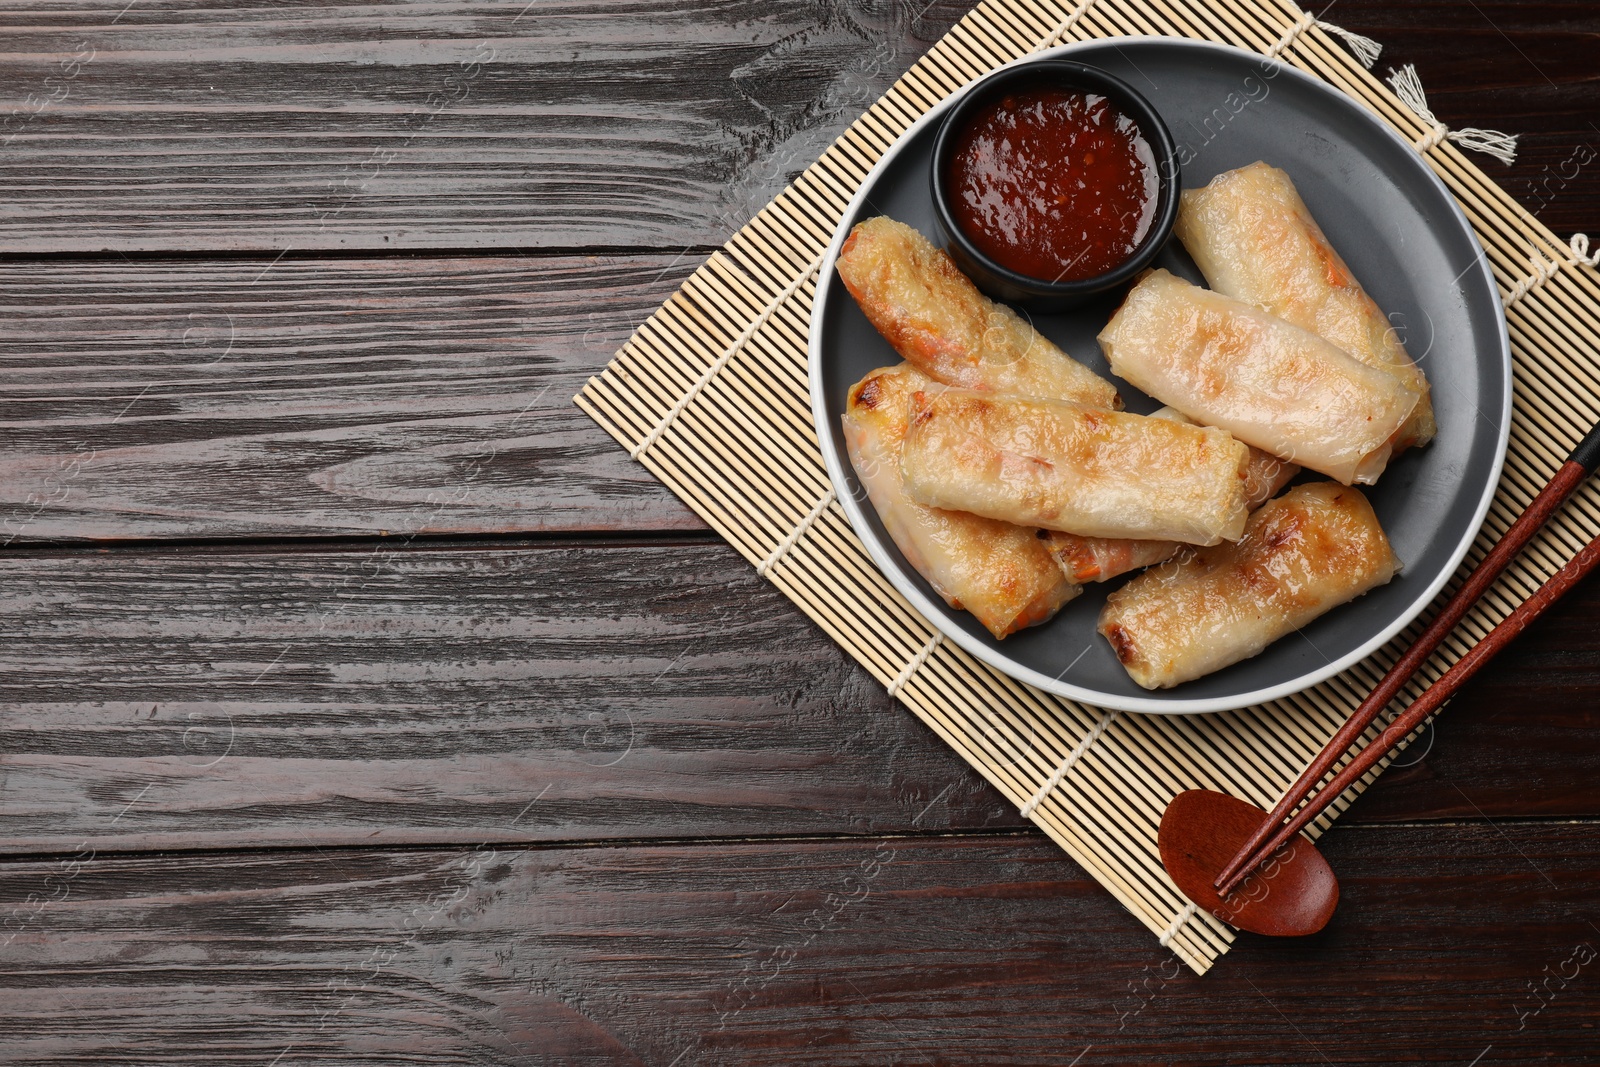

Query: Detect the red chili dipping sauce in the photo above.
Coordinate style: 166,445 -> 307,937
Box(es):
947,87 -> 1158,282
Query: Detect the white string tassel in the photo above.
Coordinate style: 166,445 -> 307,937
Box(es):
1386,64 -> 1518,165
1159,901 -> 1198,948
1019,710 -> 1119,818
1320,19 -> 1382,68
1571,234 -> 1600,268
1266,11 -> 1382,69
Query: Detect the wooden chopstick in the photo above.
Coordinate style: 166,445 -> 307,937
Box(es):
1214,420 -> 1600,899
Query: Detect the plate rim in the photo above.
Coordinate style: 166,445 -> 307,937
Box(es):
806,36 -> 1513,715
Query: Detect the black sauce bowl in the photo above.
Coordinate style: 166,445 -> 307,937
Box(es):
930,59 -> 1181,313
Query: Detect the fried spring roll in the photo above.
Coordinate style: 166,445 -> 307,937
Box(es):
1051,537 -> 1182,586
900,388 -> 1252,545
1098,482 -> 1400,689
1099,270 -> 1423,486
836,216 -> 1123,409
1175,163 -> 1436,449
1044,408 -> 1299,582
843,364 -> 1078,639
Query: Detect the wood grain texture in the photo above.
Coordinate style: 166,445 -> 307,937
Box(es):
0,2 -> 1596,1054
1327,0 -> 1599,239
0,540 -> 1596,856
1216,461 -> 1598,897
0,1 -> 1590,252
1,826 -> 1597,1065
0,540 -> 1024,852
0,255 -> 705,540
1,3 -> 1592,545
0,0 -> 968,252
1344,584 -> 1600,822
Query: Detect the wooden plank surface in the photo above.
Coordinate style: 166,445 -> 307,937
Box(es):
2,826 -> 1596,1064
0,0 -> 968,252
0,540 -> 1019,852
1350,583 -> 1600,822
0,0 -> 1589,253
0,1 -> 1597,1061
2,541 -> 1596,855
0,255 -> 704,542
0,3 -> 1593,545
1332,0 -> 1600,250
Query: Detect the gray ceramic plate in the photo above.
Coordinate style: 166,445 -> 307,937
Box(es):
808,38 -> 1511,714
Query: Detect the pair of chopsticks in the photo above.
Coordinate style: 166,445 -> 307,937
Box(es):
1215,420 -> 1600,899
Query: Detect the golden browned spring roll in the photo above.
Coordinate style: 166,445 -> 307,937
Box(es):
1045,408 -> 1299,582
843,364 -> 1078,639
1176,162 -> 1436,449
900,388 -> 1251,545
1099,269 -> 1423,486
1098,482 -> 1400,689
836,216 -> 1123,409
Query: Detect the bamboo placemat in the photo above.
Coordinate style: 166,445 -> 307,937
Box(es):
577,0 -> 1600,974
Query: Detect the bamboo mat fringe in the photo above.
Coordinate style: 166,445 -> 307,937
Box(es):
1387,63 -> 1519,165
577,0 -> 1599,975
1266,11 -> 1380,69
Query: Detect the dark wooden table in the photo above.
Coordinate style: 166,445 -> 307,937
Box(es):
2,2 -> 1597,1063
